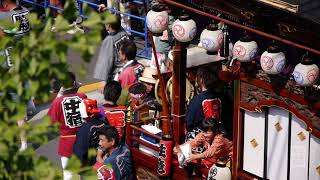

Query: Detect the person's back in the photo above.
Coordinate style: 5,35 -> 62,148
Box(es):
47,72 -> 87,180
186,65 -> 224,133
118,61 -> 144,88
0,1 -> 30,37
185,65 -> 224,153
1,1 -> 30,69
48,90 -> 87,138
100,81 -> 127,140
73,98 -> 108,166
100,105 -> 127,140
186,90 -> 222,132
94,15 -> 129,84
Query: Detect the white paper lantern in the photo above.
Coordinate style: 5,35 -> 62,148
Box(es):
207,161 -> 231,180
200,24 -> 223,54
146,5 -> 168,35
232,36 -> 258,62
260,46 -> 286,74
172,15 -> 197,42
292,55 -> 319,86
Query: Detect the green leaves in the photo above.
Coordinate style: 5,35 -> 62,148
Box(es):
0,0 -> 109,178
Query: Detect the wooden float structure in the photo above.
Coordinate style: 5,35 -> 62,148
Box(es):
126,0 -> 320,179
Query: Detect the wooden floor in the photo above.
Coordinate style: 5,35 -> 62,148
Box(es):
136,167 -> 160,180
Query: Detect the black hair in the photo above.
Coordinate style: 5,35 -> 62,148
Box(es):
63,71 -> 76,88
103,80 -> 122,103
108,15 -> 121,32
201,118 -> 220,132
197,65 -> 223,92
98,126 -> 119,147
128,82 -> 147,95
120,39 -> 137,60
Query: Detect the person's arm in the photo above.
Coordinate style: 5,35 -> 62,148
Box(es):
96,146 -> 105,163
47,99 -> 59,123
188,134 -> 225,162
188,132 -> 205,149
98,4 -> 107,12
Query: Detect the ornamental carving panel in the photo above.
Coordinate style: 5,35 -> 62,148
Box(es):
240,81 -> 320,133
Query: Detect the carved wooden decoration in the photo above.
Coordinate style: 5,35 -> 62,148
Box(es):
186,0 -> 320,50
240,79 -> 320,138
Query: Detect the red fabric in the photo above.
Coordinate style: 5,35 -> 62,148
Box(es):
48,93 -> 87,157
118,63 -> 144,88
48,93 -> 87,135
93,161 -> 104,171
58,136 -> 76,157
83,98 -> 100,116
101,106 -> 127,139
189,133 -> 232,165
97,165 -> 116,180
202,98 -> 221,121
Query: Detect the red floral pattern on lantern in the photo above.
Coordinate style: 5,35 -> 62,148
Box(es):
154,15 -> 167,29
261,56 -> 274,70
173,24 -> 185,38
307,68 -> 318,83
233,45 -> 246,58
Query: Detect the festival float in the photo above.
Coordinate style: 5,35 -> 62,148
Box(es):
126,0 -> 320,179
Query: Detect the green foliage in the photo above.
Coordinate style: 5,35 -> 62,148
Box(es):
0,1 -> 110,178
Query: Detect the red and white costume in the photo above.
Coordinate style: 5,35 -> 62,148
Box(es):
48,93 -> 87,157
117,60 -> 144,88
100,104 -> 127,139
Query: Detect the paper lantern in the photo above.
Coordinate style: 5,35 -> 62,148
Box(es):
207,161 -> 231,180
200,24 -> 223,54
146,5 -> 169,35
172,15 -> 197,42
292,55 -> 319,86
260,46 -> 286,74
233,36 -> 258,62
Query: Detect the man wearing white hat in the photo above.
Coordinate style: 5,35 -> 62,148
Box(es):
139,67 -> 157,93
138,67 -> 162,113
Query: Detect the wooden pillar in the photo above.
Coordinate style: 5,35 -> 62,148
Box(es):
126,122 -> 133,147
232,80 -> 241,179
172,41 -> 187,144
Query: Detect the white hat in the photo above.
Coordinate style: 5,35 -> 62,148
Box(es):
139,67 -> 158,84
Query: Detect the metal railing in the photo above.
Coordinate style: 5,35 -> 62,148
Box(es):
21,0 -> 151,59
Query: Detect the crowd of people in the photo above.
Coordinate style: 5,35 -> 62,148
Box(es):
1,0 -> 234,179
46,64 -> 233,179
